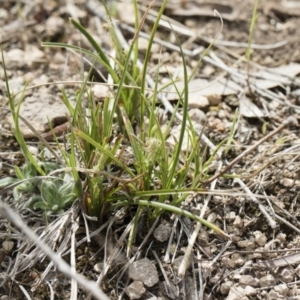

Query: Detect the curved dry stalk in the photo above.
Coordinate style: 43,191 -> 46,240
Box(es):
178,162 -> 223,278
234,178 -> 277,229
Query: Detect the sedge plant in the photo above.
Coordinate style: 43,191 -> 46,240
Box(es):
2,0 -> 232,247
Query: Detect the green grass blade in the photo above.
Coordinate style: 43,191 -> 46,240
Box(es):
139,0 -> 168,142
1,49 -> 45,175
120,199 -> 230,240
70,18 -> 110,66
73,128 -> 135,178
166,30 -> 189,188
41,42 -> 119,83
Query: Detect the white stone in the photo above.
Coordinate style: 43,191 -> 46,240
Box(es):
7,93 -> 70,139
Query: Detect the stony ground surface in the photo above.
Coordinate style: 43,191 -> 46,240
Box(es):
2,0 -> 300,299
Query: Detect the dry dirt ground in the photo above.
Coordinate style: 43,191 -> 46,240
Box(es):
2,0 -> 300,299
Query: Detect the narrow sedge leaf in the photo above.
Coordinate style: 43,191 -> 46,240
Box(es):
118,104 -> 143,165
140,0 -> 169,142
167,29 -> 189,188
70,19 -> 110,67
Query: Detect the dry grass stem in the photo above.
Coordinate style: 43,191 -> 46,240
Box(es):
0,201 -> 110,300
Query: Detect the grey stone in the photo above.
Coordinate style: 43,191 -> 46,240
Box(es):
153,223 -> 172,242
125,281 -> 146,299
128,258 -> 159,287
92,84 -> 109,101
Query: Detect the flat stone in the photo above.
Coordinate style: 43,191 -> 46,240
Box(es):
8,92 -> 70,139
128,258 -> 159,287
